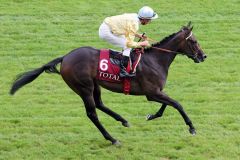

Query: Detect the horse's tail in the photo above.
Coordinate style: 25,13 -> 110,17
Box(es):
10,56 -> 64,95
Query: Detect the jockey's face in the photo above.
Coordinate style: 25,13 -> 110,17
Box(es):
140,19 -> 151,25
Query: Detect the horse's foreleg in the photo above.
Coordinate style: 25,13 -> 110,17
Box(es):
93,83 -> 129,127
147,92 -> 196,135
146,103 -> 167,120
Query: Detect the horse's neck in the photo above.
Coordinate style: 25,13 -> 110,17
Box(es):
145,44 -> 177,69
156,50 -> 176,68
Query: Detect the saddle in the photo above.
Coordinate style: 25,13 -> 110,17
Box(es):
96,49 -> 143,94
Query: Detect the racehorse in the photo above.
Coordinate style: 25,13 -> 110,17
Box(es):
10,22 -> 207,145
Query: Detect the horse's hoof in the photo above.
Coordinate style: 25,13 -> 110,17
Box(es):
189,128 -> 196,135
112,140 -> 121,146
122,122 -> 130,127
146,114 -> 154,120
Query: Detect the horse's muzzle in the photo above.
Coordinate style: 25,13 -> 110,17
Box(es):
195,52 -> 207,63
200,53 -> 207,62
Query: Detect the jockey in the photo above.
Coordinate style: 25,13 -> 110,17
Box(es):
99,6 -> 158,78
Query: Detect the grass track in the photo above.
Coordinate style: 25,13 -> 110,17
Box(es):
0,0 -> 239,159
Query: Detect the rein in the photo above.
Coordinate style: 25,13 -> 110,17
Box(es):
145,31 -> 194,55
150,46 -> 179,54
144,37 -> 180,54
144,36 -> 180,54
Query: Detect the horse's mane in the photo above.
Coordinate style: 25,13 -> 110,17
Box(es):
143,32 -> 177,52
146,26 -> 190,50
152,32 -> 178,46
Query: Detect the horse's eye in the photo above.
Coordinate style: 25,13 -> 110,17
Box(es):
191,40 -> 197,44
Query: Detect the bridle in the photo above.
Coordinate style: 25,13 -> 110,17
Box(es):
185,31 -> 192,40
185,31 -> 199,59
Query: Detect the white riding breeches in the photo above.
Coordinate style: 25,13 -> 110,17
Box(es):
99,22 -> 131,57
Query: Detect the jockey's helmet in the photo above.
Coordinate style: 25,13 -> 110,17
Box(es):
138,6 -> 158,20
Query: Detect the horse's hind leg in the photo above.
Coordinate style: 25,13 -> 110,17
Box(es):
81,94 -> 119,144
93,82 -> 130,127
62,75 -> 119,144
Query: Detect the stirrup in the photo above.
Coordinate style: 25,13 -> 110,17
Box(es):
119,69 -> 136,78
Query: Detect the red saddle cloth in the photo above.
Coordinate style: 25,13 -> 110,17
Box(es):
96,49 -> 131,94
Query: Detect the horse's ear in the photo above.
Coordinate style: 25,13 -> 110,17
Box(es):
181,21 -> 193,32
190,26 -> 193,31
187,21 -> 192,28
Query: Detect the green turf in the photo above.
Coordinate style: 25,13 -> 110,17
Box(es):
0,0 -> 239,159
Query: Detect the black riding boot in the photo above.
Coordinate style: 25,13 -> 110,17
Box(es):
119,56 -> 136,78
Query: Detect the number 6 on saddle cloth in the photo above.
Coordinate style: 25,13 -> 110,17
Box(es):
96,48 -> 143,94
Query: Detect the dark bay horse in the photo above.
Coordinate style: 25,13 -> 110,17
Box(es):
10,23 -> 207,145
